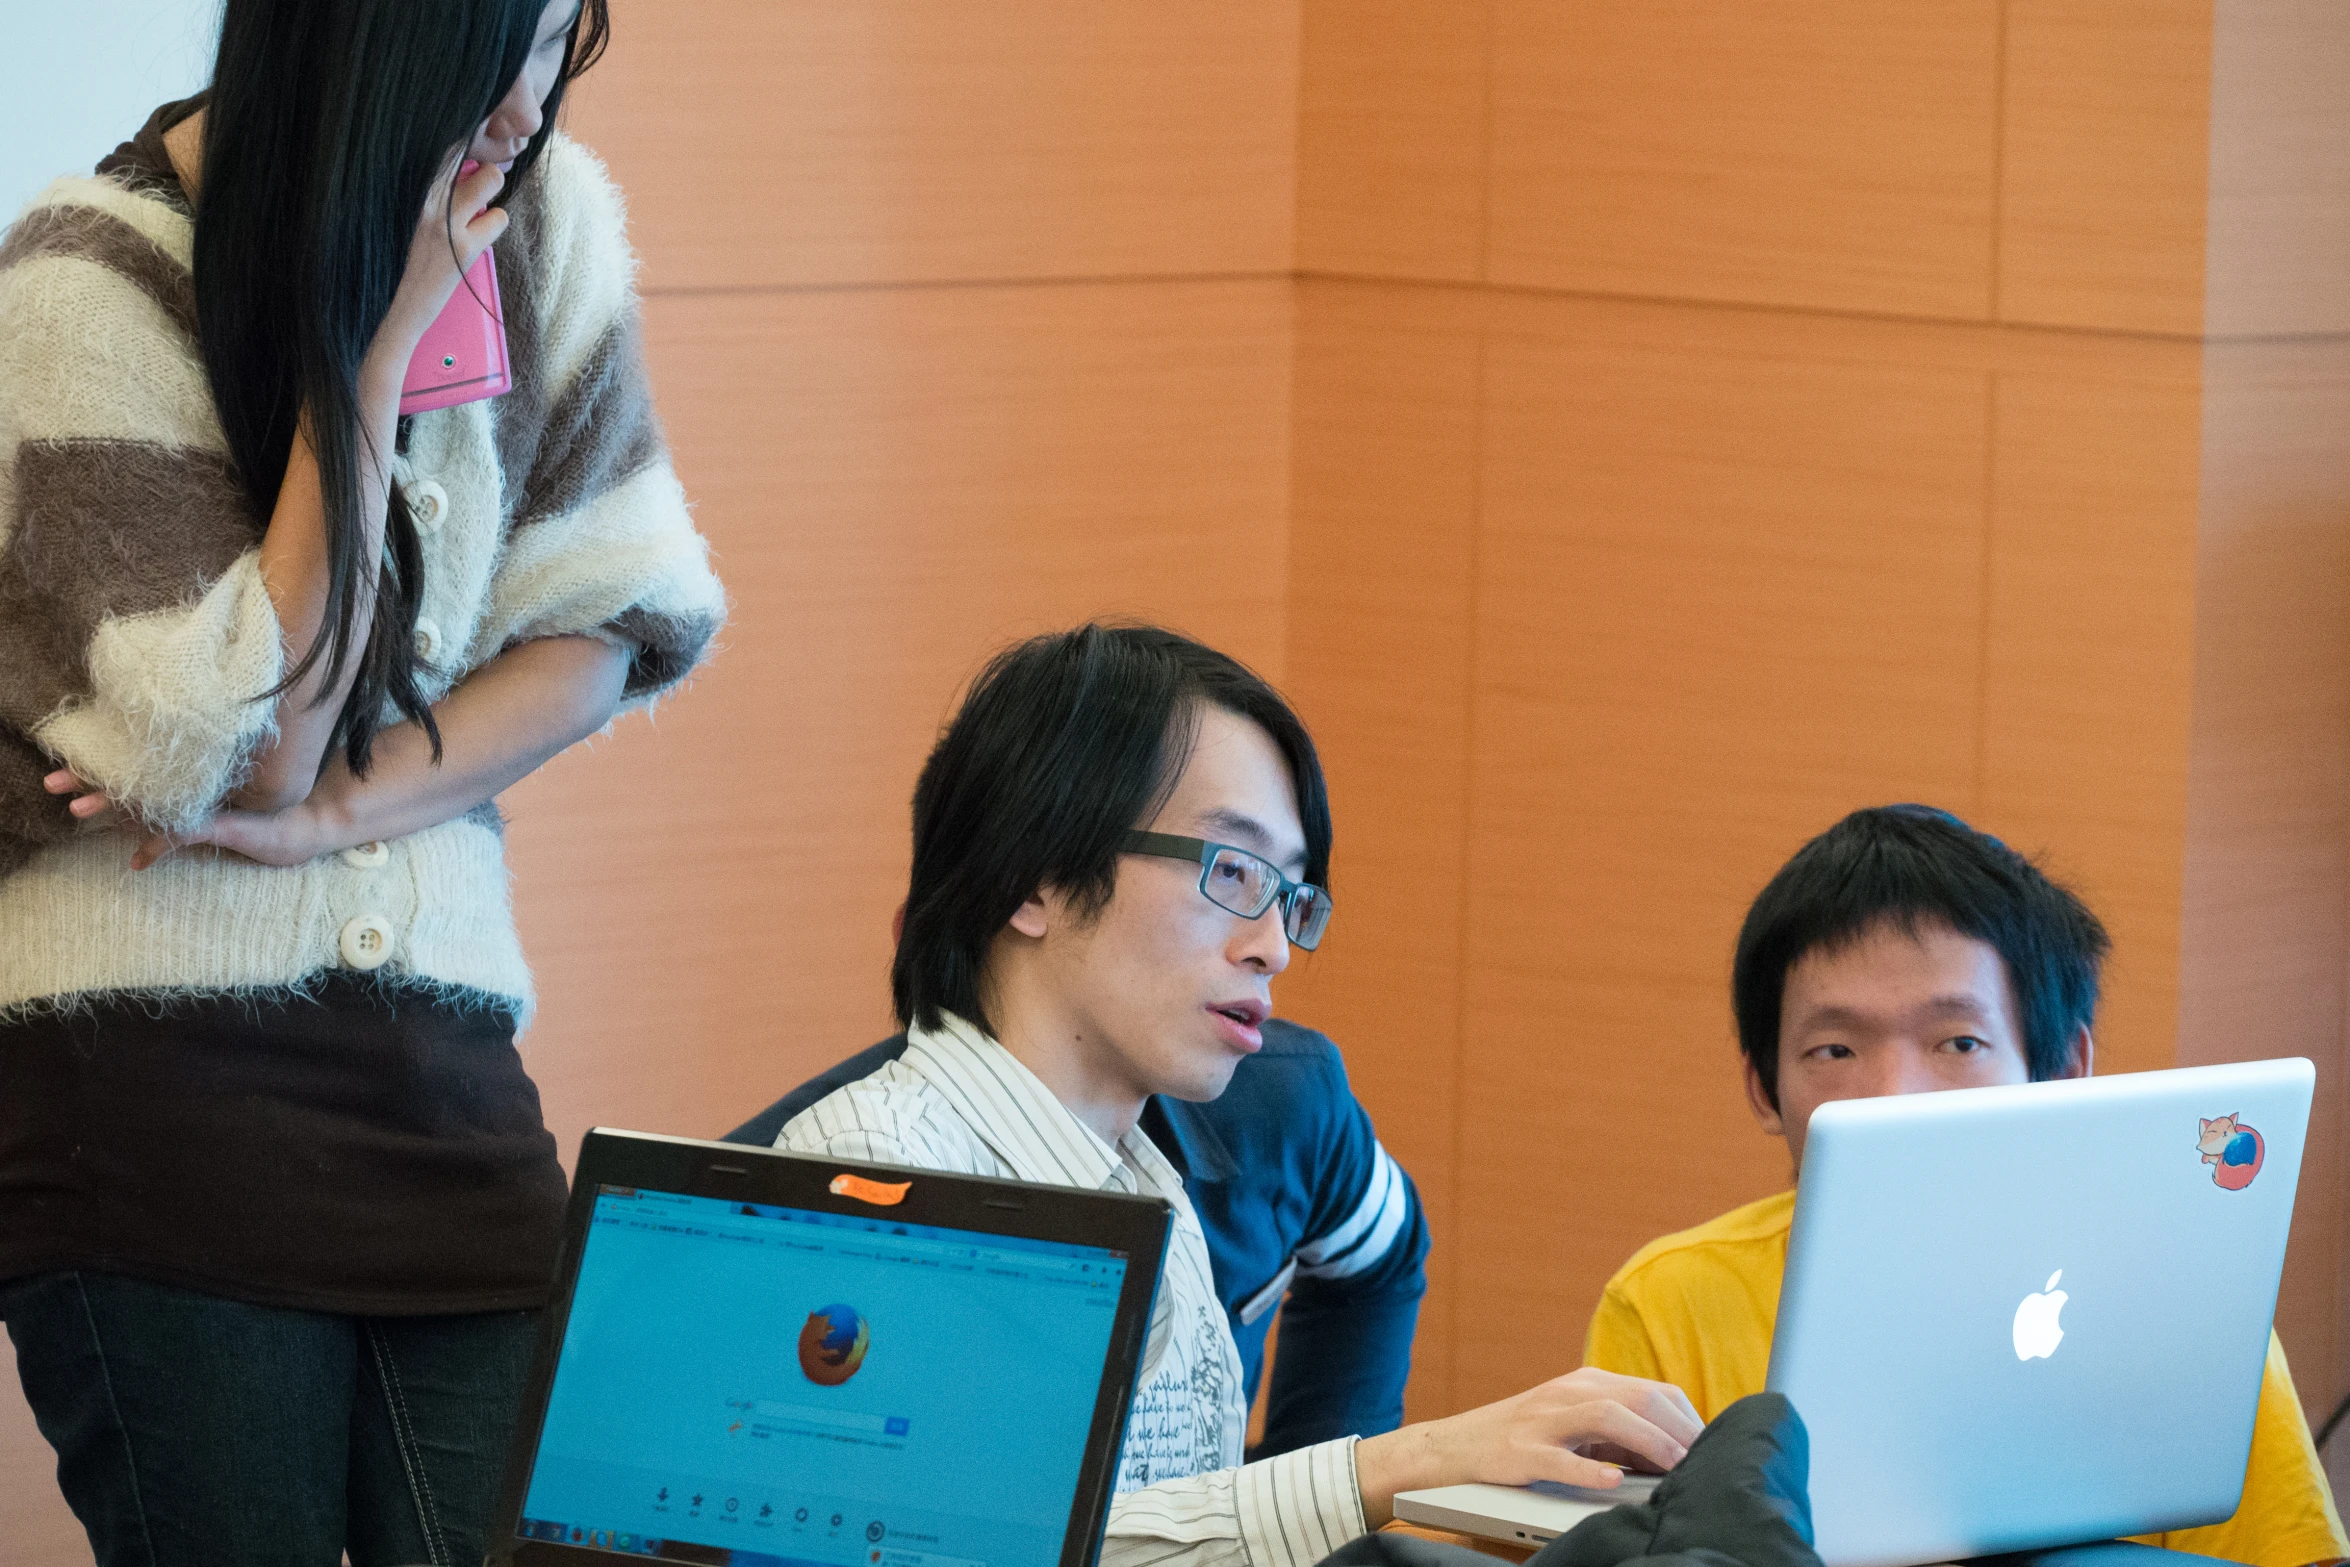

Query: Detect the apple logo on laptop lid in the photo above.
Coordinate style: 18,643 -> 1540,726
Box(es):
2013,1270 -> 2068,1361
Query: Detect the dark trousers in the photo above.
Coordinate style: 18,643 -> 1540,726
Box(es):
1,1271 -> 538,1567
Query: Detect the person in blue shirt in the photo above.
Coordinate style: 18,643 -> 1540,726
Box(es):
726,1016 -> 1429,1458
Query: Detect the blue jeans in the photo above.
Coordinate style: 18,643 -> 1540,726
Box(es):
0,1271 -> 538,1567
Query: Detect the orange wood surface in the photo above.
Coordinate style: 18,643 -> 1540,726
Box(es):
568,0 -> 1299,292
512,275 -> 1294,1159
2204,0 -> 2350,336
1383,1519 -> 1534,1561
1280,281 -> 1487,1419
1997,0 -> 2212,334
1464,298 -> 1989,1407
1979,367 -> 2204,1079
1485,0 -> 2002,319
1277,282 -> 2270,1419
1295,0 -> 1489,282
0,1335 -> 82,1563
10,3 -> 2350,1560
2181,338 -> 2350,1414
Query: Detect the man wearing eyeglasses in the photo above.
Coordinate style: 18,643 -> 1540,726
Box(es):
773,623 -> 1702,1567
734,623 -> 1417,1461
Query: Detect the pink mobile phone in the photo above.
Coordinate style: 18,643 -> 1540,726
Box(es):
399,162 -> 512,415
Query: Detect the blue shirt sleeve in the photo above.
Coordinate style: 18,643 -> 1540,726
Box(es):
1154,1021 -> 1429,1458
1258,1035 -> 1428,1455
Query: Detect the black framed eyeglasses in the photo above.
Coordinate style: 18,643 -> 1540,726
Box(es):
1119,830 -> 1334,950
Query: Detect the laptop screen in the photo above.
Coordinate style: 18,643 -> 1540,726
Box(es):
515,1184 -> 1132,1566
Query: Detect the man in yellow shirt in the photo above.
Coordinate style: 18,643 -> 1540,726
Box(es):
1586,805 -> 2348,1567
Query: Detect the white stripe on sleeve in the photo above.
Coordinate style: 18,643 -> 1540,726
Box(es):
1295,1143 -> 1410,1280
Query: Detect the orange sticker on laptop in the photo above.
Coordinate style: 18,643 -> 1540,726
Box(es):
2197,1114 -> 2265,1190
829,1173 -> 912,1206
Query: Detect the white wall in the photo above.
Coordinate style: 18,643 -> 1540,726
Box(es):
1,0 -> 219,220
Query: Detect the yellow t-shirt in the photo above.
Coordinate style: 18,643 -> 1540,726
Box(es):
1585,1190 -> 2348,1567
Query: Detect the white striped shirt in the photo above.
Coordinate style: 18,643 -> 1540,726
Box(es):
776,1014 -> 1368,1567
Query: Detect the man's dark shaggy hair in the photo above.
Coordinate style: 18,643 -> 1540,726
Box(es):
892,624 -> 1330,1037
1733,805 -> 2109,1109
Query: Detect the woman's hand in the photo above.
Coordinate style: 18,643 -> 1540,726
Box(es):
45,768 -> 334,870
139,748 -> 390,868
1352,1368 -> 1704,1525
44,767 -> 121,827
42,637 -> 626,874
362,158 -> 509,393
141,800 -> 343,870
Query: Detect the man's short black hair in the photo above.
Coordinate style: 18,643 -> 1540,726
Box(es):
892,623 -> 1331,1036
1732,805 -> 2109,1110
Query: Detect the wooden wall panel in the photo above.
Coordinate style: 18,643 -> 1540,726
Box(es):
1453,296 -> 1992,1408
1279,280 -> 1485,1420
1998,0 -> 2211,334
1486,0 -> 2000,319
23,9 -> 2350,1556
2205,0 -> 2350,336
2182,340 -> 2350,1415
1295,0 -> 1488,282
0,1336 -> 81,1564
565,0 -> 1299,292
1980,365 -> 2203,1079
507,278 -> 1294,1162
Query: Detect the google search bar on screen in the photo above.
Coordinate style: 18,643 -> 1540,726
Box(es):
751,1399 -> 893,1433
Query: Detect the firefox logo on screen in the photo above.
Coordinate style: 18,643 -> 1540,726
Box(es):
797,1303 -> 870,1386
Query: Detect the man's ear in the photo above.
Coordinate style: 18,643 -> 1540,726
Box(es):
2058,1025 -> 2094,1080
1744,1053 -> 1785,1137
1006,891 -> 1052,941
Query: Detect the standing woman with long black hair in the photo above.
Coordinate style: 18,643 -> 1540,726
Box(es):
0,2 -> 723,1562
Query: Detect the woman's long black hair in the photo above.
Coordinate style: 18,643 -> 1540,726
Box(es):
194,0 -> 609,774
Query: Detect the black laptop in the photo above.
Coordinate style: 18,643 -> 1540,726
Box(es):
486,1128 -> 1173,1567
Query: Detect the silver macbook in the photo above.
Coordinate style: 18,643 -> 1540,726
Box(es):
1397,1060 -> 2312,1566
1393,1474 -> 1662,1549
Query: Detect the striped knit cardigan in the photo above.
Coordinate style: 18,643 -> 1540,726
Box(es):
0,131 -> 725,1021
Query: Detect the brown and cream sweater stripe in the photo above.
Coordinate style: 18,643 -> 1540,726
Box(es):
0,127 -> 725,1020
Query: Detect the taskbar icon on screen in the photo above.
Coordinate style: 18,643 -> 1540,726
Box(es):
518,1519 -> 664,1554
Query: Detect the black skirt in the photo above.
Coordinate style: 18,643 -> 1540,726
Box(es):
0,976 -> 569,1315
